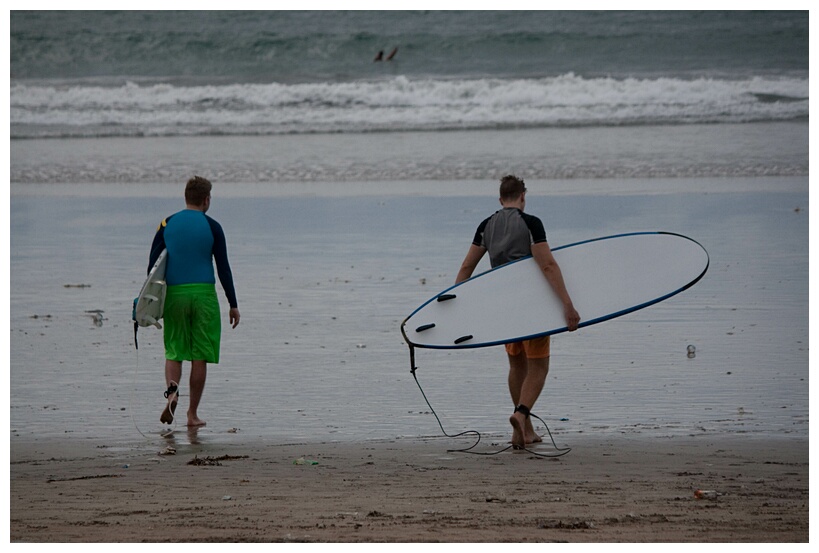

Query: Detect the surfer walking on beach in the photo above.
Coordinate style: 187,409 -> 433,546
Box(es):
455,175 -> 579,449
148,176 -> 240,427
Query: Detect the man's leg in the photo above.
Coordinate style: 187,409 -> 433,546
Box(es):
161,360 -> 182,424
508,351 -> 527,406
187,360 -> 207,427
509,356 -> 550,448
507,352 -> 528,447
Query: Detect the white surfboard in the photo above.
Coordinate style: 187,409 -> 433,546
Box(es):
402,232 -> 709,349
134,249 -> 168,329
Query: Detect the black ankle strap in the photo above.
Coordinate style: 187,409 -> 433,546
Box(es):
514,404 -> 531,418
164,383 -> 178,399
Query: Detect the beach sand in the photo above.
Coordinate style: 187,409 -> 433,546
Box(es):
10,434 -> 808,543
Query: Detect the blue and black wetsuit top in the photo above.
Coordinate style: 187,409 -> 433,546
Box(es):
148,209 -> 238,309
473,207 -> 547,268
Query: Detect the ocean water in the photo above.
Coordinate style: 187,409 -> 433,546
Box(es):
11,11 -> 808,142
8,11 -> 809,447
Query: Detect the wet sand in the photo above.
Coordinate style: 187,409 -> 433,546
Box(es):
10,434 -> 808,542
9,181 -> 810,444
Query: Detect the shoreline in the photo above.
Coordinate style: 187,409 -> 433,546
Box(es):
10,433 -> 808,542
9,175 -> 809,199
10,121 -> 809,188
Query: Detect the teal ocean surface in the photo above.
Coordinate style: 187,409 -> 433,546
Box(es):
11,11 -> 808,141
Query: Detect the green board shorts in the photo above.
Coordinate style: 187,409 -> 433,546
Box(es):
163,283 -> 222,363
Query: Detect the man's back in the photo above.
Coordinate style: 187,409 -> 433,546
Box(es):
475,207 -> 547,268
163,209 -> 216,286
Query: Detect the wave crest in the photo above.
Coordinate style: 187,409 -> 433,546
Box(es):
11,73 -> 808,139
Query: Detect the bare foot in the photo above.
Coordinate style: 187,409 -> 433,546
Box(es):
160,401 -> 177,424
525,418 -> 542,444
160,384 -> 178,424
187,415 -> 206,428
509,412 -> 526,450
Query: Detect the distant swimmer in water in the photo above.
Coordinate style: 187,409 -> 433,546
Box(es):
374,48 -> 398,62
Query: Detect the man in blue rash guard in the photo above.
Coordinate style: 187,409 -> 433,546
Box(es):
456,175 -> 579,449
148,176 -> 240,427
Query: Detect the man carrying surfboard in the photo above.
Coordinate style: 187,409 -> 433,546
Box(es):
147,176 -> 240,427
455,175 -> 580,449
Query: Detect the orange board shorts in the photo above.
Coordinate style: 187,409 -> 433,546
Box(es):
505,335 -> 551,359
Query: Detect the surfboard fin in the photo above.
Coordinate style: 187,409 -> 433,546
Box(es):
142,315 -> 162,330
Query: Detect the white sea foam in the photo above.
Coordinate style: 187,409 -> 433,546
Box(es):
10,74 -> 808,138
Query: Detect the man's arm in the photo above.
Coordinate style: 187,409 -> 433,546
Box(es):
456,244 -> 487,284
207,217 -> 241,328
531,241 -> 580,331
147,219 -> 167,274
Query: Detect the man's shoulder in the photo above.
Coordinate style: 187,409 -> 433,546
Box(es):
477,210 -> 501,230
203,213 -> 222,226
518,211 -> 546,242
156,211 -> 179,231
203,214 -> 226,236
518,210 -> 543,224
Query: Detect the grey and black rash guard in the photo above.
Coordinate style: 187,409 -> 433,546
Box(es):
148,209 -> 238,309
472,207 -> 547,268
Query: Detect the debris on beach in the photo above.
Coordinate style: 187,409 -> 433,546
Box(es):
46,473 -> 124,483
188,454 -> 249,466
63,283 -> 92,288
537,519 -> 595,530
694,489 -> 722,500
85,310 -> 105,327
293,457 -> 319,465
158,446 -> 176,456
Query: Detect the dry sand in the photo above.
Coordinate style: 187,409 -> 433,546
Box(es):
10,433 -> 808,542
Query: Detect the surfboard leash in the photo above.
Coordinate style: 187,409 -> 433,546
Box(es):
407,344 -> 571,458
130,344 -> 153,440
408,345 -> 484,454
130,325 -> 178,440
